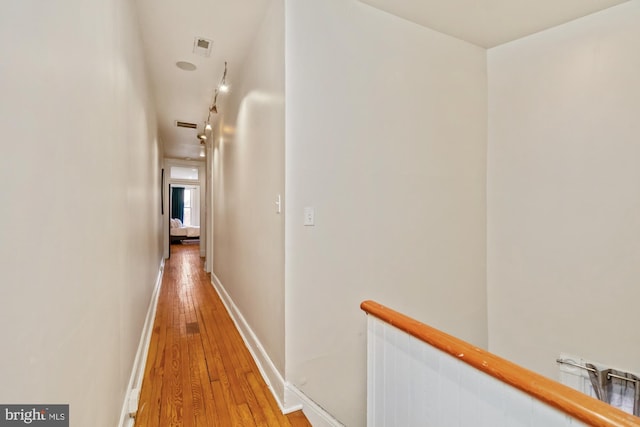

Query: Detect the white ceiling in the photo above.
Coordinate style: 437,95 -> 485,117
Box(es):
135,0 -> 270,160
359,0 -> 629,47
135,0 -> 628,161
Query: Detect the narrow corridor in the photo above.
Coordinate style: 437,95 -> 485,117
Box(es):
135,243 -> 310,426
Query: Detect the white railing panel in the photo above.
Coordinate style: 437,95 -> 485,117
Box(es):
367,316 -> 587,427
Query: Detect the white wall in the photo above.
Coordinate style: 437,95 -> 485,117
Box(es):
212,0 -> 286,393
0,1 -> 163,425
285,1 -> 487,425
487,1 -> 640,379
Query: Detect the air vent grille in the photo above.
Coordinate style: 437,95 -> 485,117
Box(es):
193,37 -> 213,57
176,121 -> 197,129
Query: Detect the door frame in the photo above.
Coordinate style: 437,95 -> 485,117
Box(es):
163,159 -> 206,260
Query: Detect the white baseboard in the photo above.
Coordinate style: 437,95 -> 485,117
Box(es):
210,273 -> 343,426
285,384 -> 345,427
210,273 -> 298,413
118,258 -> 165,427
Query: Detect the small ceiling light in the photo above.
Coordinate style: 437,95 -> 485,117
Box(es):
218,61 -> 229,92
205,122 -> 212,131
176,61 -> 197,71
205,61 -> 228,119
197,133 -> 207,141
199,144 -> 206,157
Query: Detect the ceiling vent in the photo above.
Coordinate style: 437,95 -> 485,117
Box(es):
176,121 -> 198,129
193,37 -> 213,57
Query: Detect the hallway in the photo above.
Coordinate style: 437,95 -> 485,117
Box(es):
135,243 -> 310,426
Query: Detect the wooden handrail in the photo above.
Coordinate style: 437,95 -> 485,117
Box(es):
361,300 -> 640,427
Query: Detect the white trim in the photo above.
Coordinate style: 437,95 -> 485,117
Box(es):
210,273 -> 344,426
210,273 -> 300,413
118,258 -> 165,427
286,384 -> 345,427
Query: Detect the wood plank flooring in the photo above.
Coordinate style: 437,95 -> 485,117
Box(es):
135,243 -> 311,427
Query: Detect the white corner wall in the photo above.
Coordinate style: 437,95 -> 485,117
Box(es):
212,0 -> 286,399
285,0 -> 488,425
487,1 -> 640,379
0,1 -> 163,425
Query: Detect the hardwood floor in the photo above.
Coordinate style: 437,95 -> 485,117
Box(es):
135,243 -> 311,427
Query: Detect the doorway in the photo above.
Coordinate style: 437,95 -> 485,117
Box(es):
168,183 -> 201,257
164,162 -> 206,261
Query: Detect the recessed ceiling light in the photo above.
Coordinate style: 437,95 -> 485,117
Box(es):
176,61 -> 197,71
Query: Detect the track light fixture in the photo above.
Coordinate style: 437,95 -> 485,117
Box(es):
219,61 -> 229,93
206,61 -> 228,121
199,61 -> 228,152
219,76 -> 229,93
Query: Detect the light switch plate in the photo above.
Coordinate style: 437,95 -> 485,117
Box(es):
304,207 -> 315,226
275,194 -> 282,214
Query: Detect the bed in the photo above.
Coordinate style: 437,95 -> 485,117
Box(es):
170,218 -> 200,243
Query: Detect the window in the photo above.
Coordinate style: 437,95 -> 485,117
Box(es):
170,166 -> 198,180
183,189 -> 192,226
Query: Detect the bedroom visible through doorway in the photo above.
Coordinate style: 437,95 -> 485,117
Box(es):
169,183 -> 201,247
164,162 -> 206,260
171,185 -> 200,227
